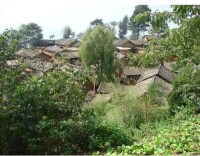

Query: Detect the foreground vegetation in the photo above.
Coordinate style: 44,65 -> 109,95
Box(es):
0,5 -> 200,155
105,110 -> 200,155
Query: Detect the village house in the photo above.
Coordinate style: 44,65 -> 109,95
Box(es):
114,39 -> 146,55
55,38 -> 81,48
15,48 -> 41,59
4,60 -> 19,68
120,66 -> 146,85
36,39 -> 56,47
136,65 -> 175,101
23,59 -> 54,73
130,40 -> 146,54
60,51 -> 81,65
38,51 -> 55,62
43,46 -> 65,55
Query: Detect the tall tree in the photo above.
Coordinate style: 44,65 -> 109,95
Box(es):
19,23 -> 43,48
90,19 -> 104,26
79,25 -> 115,81
129,5 -> 151,39
63,26 -> 75,38
134,10 -> 169,38
110,21 -> 118,32
118,15 -> 129,39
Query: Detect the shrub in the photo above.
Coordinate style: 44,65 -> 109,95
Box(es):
168,65 -> 200,114
106,111 -> 200,155
0,71 -> 86,154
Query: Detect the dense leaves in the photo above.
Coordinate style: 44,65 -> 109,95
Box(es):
118,15 -> 129,39
63,26 -> 75,38
106,112 -> 200,155
0,70 -> 131,154
129,5 -> 151,39
0,71 -> 86,154
79,25 -> 116,81
19,22 -> 43,48
168,65 -> 200,114
0,30 -> 20,64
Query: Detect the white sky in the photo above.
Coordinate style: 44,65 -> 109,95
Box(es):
0,0 -> 199,39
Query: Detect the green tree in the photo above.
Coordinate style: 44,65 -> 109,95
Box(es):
0,69 -> 131,154
63,26 -> 75,38
90,19 -> 104,26
129,5 -> 151,39
0,29 -> 20,64
129,5 -> 200,68
0,70 -> 86,154
129,5 -> 200,114
104,21 -> 118,35
109,21 -> 118,34
19,22 -> 43,48
118,15 -> 129,39
49,35 -> 55,40
79,25 -> 116,81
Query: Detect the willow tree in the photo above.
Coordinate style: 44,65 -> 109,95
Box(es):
79,25 -> 116,81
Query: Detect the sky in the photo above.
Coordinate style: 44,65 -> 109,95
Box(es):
0,0 -> 199,39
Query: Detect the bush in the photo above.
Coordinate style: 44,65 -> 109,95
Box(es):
0,71 -> 86,154
106,110 -> 200,155
168,65 -> 200,114
90,86 -> 169,135
0,70 -> 132,155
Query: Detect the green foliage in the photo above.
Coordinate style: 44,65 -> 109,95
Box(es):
79,25 -> 116,81
171,5 -> 200,24
0,71 -> 86,154
0,67 -> 23,105
91,87 -> 169,134
118,15 -> 129,39
129,5 -> 200,69
106,111 -> 200,155
134,10 -> 170,37
129,5 -> 151,39
90,19 -> 104,26
19,22 -> 43,48
63,25 -> 75,38
0,69 -> 131,154
0,29 -> 20,64
168,65 -> 200,114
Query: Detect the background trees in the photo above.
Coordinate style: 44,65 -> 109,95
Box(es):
90,19 -> 104,26
118,15 -> 129,39
19,23 -> 43,48
79,25 -> 116,81
63,26 -> 75,38
129,5 -> 151,39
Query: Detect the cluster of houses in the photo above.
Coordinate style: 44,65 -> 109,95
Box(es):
4,35 -> 176,103
94,35 -> 175,103
5,38 -> 82,77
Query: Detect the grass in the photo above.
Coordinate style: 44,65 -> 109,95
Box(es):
89,84 -> 169,134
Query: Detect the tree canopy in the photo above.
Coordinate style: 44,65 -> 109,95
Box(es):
90,19 -> 104,26
63,26 -> 75,38
118,15 -> 129,39
19,23 -> 43,48
0,29 -> 20,64
129,5 -> 200,113
129,5 -> 151,39
79,25 -> 116,81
